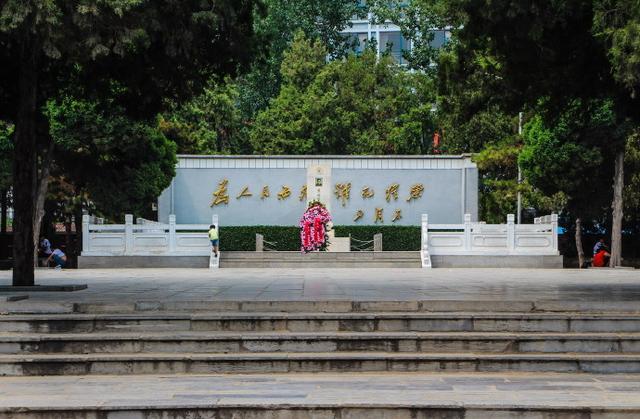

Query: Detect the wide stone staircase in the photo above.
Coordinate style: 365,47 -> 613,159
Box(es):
2,300 -> 640,376
2,299 -> 640,417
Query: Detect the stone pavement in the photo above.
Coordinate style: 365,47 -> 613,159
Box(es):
0,268 -> 639,304
2,268 -> 640,418
1,372 -> 640,412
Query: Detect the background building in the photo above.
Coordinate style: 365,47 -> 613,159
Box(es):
341,5 -> 451,64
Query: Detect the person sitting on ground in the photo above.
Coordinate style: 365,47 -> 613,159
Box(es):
46,248 -> 67,269
593,237 -> 608,256
40,237 -> 52,256
592,238 -> 610,267
208,224 -> 219,258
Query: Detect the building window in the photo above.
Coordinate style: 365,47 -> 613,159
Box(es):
345,32 -> 370,55
428,30 -> 450,49
379,31 -> 411,64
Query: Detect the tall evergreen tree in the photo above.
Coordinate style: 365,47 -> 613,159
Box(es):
0,0 -> 261,286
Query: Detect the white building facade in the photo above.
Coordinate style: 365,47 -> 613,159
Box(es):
341,6 -> 451,65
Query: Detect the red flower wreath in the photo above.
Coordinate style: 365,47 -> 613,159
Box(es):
299,200 -> 332,252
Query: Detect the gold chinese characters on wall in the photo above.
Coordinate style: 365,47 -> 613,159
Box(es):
334,183 -> 351,207
210,179 -> 230,206
210,180 -> 426,216
277,186 -> 291,200
361,187 -> 374,199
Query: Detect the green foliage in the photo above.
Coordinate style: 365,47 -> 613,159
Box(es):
46,96 -> 177,219
519,100 -> 615,217
0,1 -> 262,121
625,129 -> 640,217
219,226 -> 301,251
237,0 -> 362,117
473,136 -> 567,223
281,31 -> 328,90
159,78 -> 250,155
218,225 -> 421,251
440,106 -> 514,154
250,34 -> 436,155
0,120 -> 12,190
594,0 -> 640,99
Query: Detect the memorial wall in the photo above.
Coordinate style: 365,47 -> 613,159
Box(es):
157,155 -> 478,226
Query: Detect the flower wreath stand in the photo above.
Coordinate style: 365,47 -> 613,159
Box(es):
299,200 -> 332,253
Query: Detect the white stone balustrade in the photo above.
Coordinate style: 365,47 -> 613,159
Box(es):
81,214 -> 218,256
422,213 -> 558,264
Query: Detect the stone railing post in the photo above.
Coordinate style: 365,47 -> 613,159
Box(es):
256,234 -> 264,252
464,214 -> 472,251
373,233 -> 382,252
421,214 -> 429,250
124,214 -> 133,255
507,214 -> 515,253
168,214 -> 176,253
551,213 -> 559,252
82,214 -> 90,254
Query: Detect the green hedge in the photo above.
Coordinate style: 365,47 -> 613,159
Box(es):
219,225 -> 420,251
333,226 -> 421,251
219,226 -> 300,251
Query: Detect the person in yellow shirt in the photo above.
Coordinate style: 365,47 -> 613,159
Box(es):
208,225 -> 219,257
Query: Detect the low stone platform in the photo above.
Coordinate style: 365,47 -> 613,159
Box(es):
0,373 -> 639,418
78,252 -> 563,269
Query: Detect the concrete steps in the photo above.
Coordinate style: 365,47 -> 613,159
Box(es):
221,251 -> 422,268
3,297 -> 640,376
4,312 -> 640,333
2,351 -> 640,376
7,298 -> 640,314
2,331 -> 640,354
78,251 -> 424,268
2,308 -> 640,375
3,300 -> 640,417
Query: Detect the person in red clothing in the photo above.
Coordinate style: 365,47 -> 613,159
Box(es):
592,238 -> 610,267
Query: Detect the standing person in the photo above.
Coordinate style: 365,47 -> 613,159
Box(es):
46,248 -> 67,269
208,225 -> 219,258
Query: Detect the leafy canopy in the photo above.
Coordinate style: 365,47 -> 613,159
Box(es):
250,32 -> 436,155
46,96 -> 177,219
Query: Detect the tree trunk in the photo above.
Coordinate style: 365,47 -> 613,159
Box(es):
32,140 -> 54,265
0,188 -> 6,260
0,188 -> 6,234
12,38 -> 39,287
64,219 -> 72,267
74,207 -> 83,259
575,217 -> 585,269
610,150 -> 624,267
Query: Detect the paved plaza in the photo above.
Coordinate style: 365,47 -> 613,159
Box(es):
1,267 -> 640,417
0,268 -> 639,304
1,372 -> 640,412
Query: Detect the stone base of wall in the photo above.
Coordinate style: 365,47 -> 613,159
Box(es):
79,252 -> 563,269
431,255 -> 563,269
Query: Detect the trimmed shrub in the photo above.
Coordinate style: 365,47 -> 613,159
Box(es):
219,225 -> 421,251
